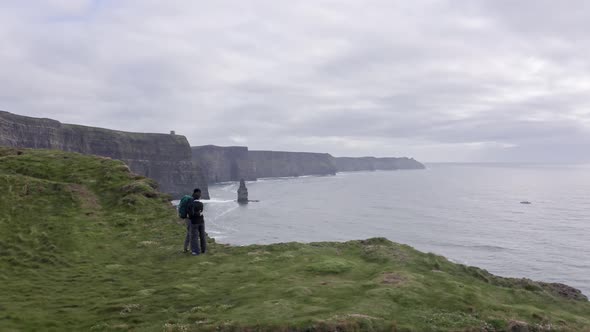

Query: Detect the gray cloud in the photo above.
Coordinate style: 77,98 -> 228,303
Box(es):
1,0 -> 589,162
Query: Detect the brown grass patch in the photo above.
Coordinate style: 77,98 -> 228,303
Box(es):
380,272 -> 407,285
67,184 -> 100,212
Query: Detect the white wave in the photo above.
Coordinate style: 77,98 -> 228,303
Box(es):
219,183 -> 238,192
211,205 -> 239,221
204,199 -> 236,204
171,198 -> 235,206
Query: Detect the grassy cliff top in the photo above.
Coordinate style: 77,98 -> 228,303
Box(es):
0,148 -> 589,331
0,110 -> 189,141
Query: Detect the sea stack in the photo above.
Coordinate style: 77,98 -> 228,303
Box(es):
237,179 -> 248,203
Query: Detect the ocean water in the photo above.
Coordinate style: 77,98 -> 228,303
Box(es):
198,164 -> 590,295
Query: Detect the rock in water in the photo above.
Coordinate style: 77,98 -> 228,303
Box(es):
237,179 -> 248,203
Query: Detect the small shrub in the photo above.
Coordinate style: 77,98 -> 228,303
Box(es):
486,318 -> 507,330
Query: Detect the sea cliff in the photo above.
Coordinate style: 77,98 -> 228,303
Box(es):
1,111 -> 425,195
191,145 -> 426,182
334,156 -> 426,172
192,146 -> 341,182
0,111 -> 209,198
249,150 -> 338,178
191,145 -> 256,183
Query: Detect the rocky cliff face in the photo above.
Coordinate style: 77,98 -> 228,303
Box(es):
191,145 -> 256,183
248,150 -> 338,178
332,157 -> 377,172
191,145 -> 426,182
0,111 -> 208,198
333,156 -> 425,172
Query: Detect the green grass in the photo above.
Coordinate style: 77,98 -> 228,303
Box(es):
1,147 -> 589,331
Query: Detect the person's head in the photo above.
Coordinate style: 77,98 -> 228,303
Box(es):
192,188 -> 201,199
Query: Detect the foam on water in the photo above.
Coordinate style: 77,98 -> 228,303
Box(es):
171,198 -> 235,206
204,199 -> 235,204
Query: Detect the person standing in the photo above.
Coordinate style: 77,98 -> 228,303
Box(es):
187,188 -> 206,255
177,194 -> 194,253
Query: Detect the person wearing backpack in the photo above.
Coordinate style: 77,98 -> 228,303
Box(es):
187,188 -> 206,255
178,192 -> 195,253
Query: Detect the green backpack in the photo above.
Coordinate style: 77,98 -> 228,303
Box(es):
178,195 -> 193,218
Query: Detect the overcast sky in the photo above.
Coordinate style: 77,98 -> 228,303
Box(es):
1,1 -> 589,162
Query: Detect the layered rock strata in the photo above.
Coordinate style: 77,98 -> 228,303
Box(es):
190,145 -> 426,182
191,145 -> 255,183
0,111 -> 208,198
248,150 -> 338,178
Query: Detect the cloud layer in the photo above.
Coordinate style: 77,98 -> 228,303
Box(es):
1,0 -> 589,162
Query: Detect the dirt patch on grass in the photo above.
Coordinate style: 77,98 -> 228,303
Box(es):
0,147 -> 24,157
346,313 -> 380,320
138,241 -> 159,247
380,272 -> 407,285
67,184 -> 101,212
247,250 -> 271,256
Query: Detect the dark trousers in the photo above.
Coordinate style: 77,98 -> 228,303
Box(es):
183,219 -> 191,251
190,223 -> 206,254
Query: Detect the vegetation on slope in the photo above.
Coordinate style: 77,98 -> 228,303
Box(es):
0,147 -> 589,331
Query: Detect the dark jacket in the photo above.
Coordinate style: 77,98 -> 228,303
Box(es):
187,199 -> 204,224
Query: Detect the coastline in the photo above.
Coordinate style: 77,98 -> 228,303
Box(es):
1,147 -> 588,331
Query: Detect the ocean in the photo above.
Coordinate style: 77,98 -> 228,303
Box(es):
197,164 -> 590,295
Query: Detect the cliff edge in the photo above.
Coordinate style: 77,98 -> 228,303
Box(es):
0,111 -> 208,198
